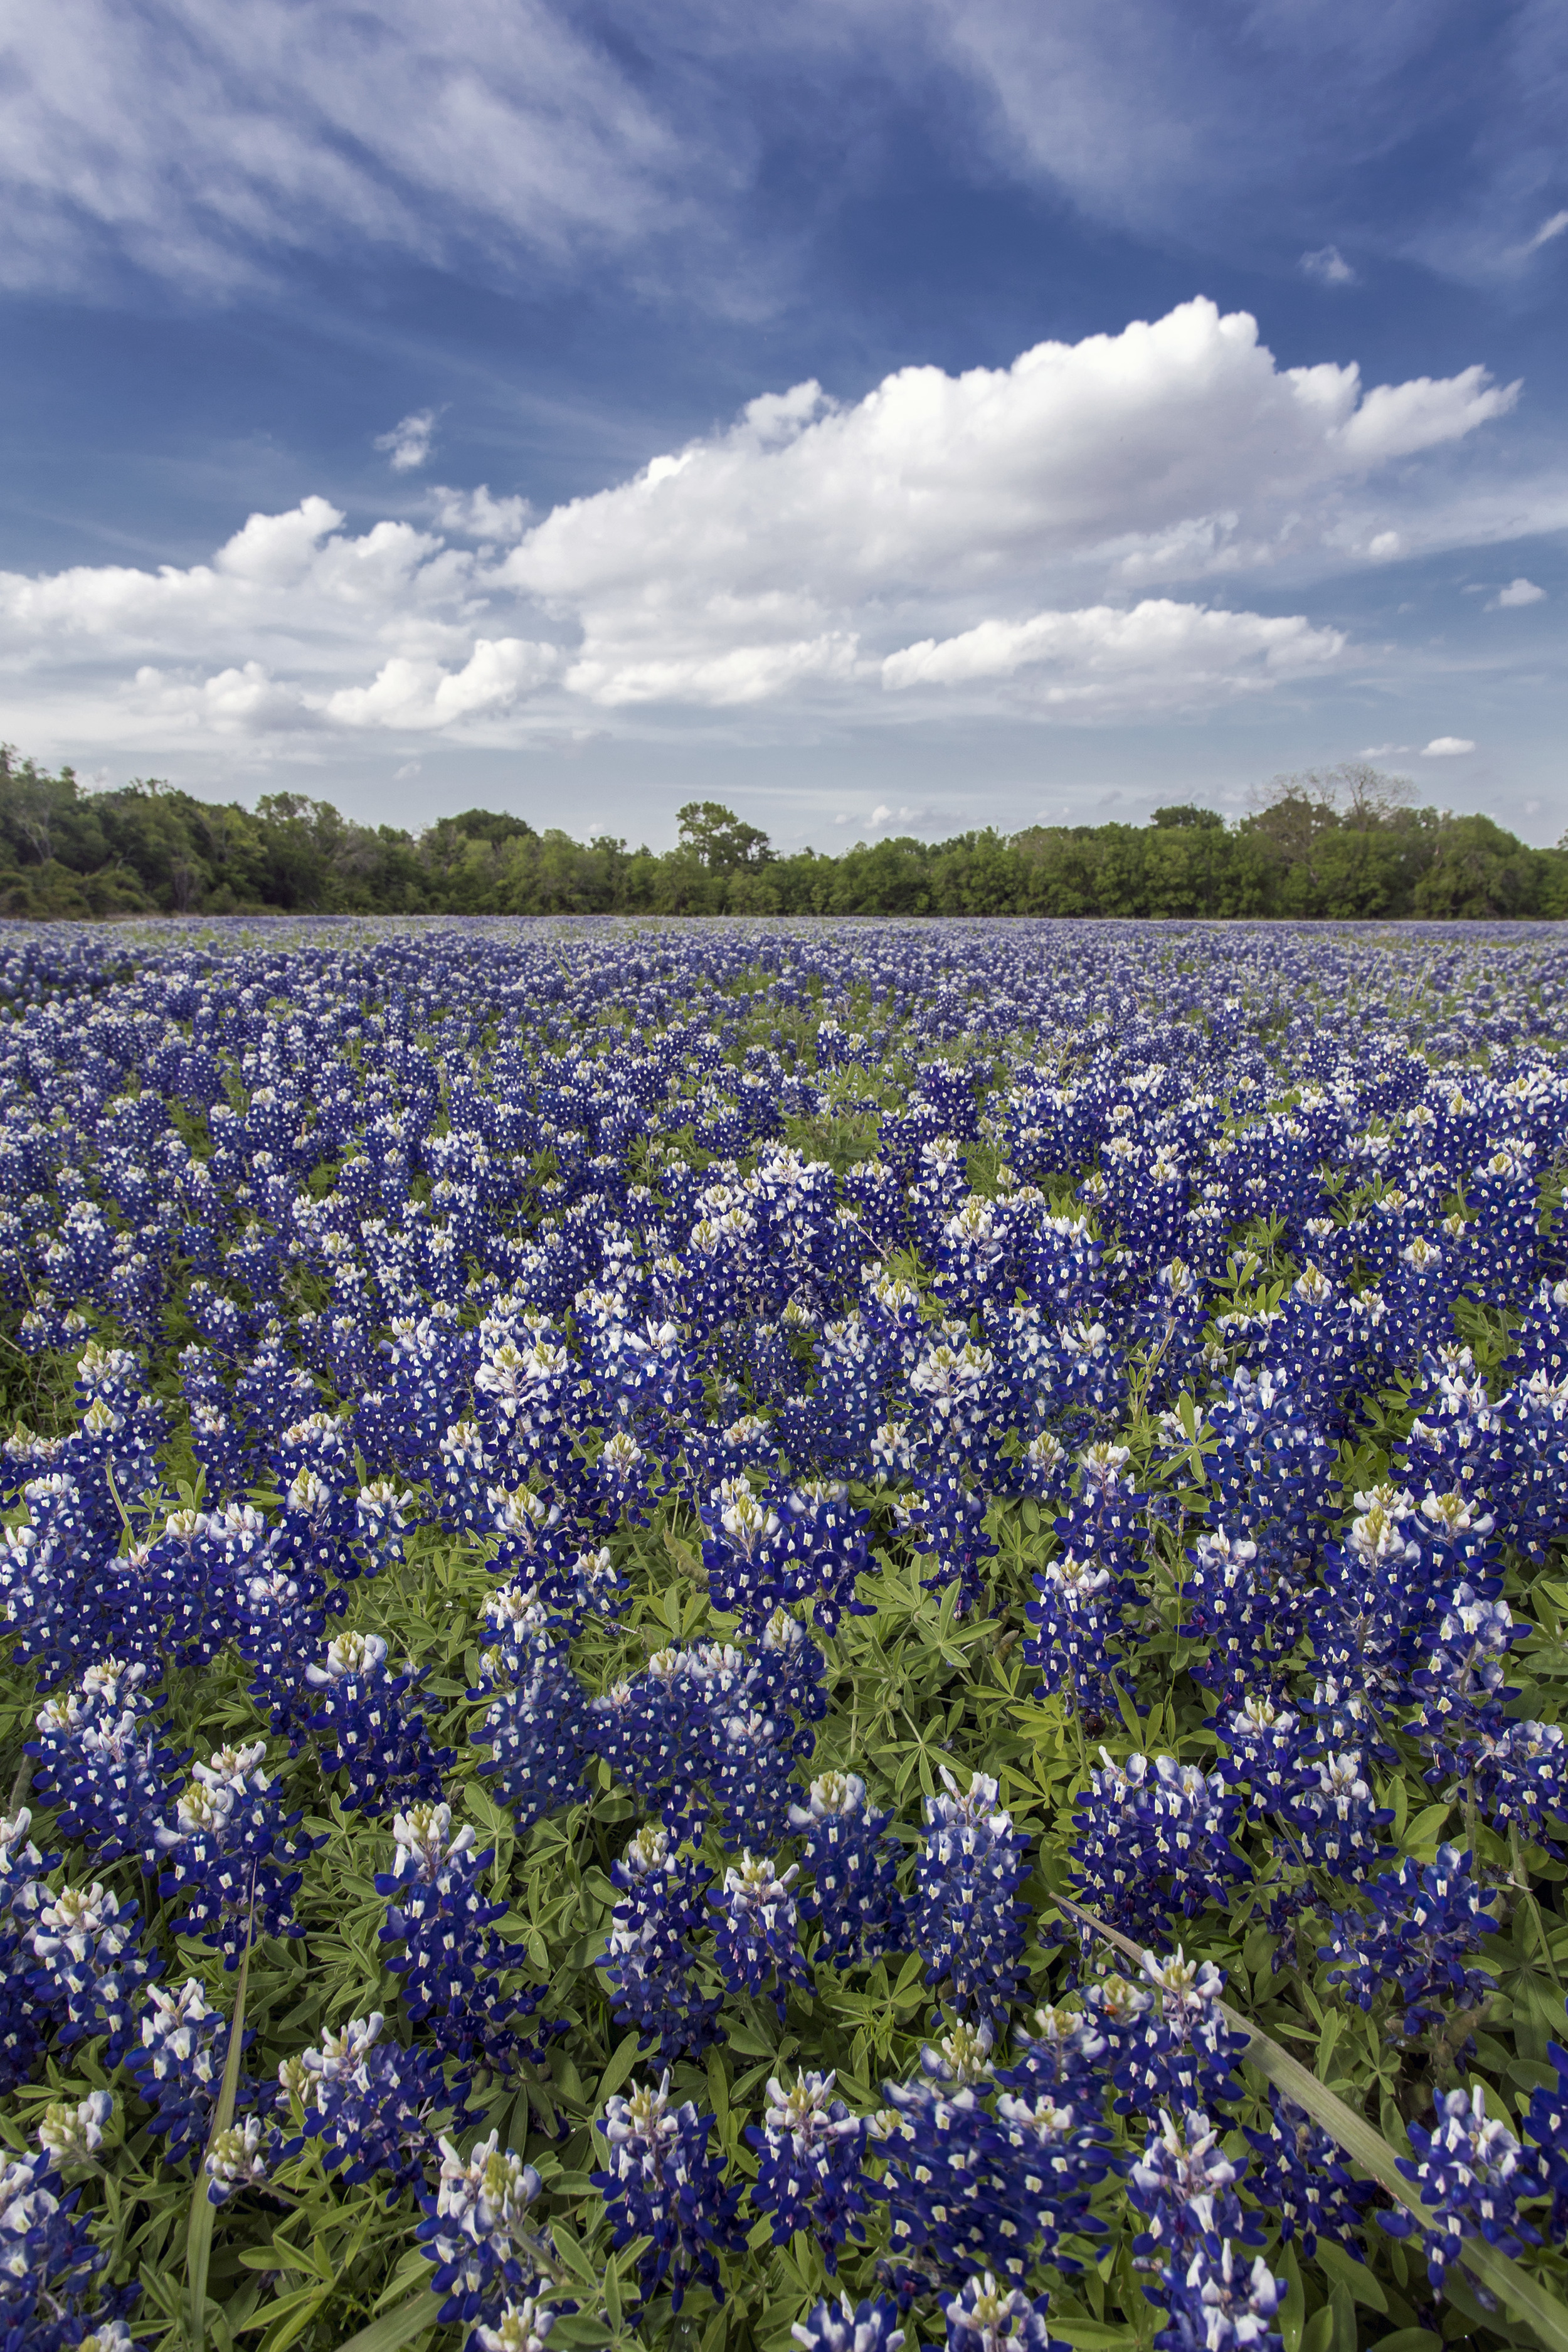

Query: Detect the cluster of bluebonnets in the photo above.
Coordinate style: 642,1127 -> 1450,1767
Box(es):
2,913 -> 1568,2352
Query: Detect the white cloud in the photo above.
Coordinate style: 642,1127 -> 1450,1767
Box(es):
1358,743 -> 1411,757
1301,245 -> 1356,285
0,299 -> 1540,760
1523,209 -> 1568,255
431,485 -> 534,541
327,638 -> 563,729
376,410 -> 438,473
1422,736 -> 1476,756
0,0 -> 691,294
1,1 -> 1560,310
882,600 -> 1343,704
1491,576 -> 1547,607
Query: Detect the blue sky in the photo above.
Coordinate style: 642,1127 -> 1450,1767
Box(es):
2,1 -> 1565,849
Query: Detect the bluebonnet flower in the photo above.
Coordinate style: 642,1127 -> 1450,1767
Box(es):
600,1825 -> 719,2059
278,2010 -> 475,2198
1106,1951 -> 1248,2121
1241,2090 -> 1376,2255
0,2107 -> 139,2352
1273,1749 -> 1392,1886
1463,1715 -> 1568,1847
28,1879 -> 160,2067
472,1601 -> 587,1834
1204,1368 -> 1334,1571
913,1770 -> 1027,2021
710,1703 -> 800,1853
791,2292 -> 906,2351
1382,2085 -> 1542,2288
205,2116 -> 273,2206
1025,1552 -> 1126,1718
906,1475 -> 999,1614
416,2130 -> 548,2327
36,2087 -> 115,2169
377,1802 -> 549,2075
1321,1843 -> 1498,2038
1069,1751 -> 1246,1942
879,2022 -> 1111,2286
699,1478 -> 793,1620
776,1483 -> 874,1633
27,1660 -> 183,1864
999,2001 -> 1108,2109
591,2072 -> 744,2310
473,2297 -> 556,2352
1126,2108 -> 1259,2267
1409,1585 -> 1526,1789
1212,1692 -> 1306,1809
1177,1530 -> 1293,1714
941,2272 -> 1067,2351
352,1478 -> 422,1576
154,1740 -> 317,1967
1148,2243 -> 1286,2352
0,1809 -> 60,2092
305,1631 -> 453,1813
235,1562 -> 331,1744
749,1605 -> 830,1745
714,1851 -> 810,2016
790,1771 -> 907,1971
129,1978 -> 245,2164
745,2070 -> 869,2267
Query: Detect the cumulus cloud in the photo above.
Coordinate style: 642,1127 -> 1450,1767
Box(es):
0,300 -> 1538,758
881,600 -> 1342,704
376,410 -> 438,473
1422,736 -> 1476,756
327,638 -> 563,728
1491,575 -> 1547,607
1301,245 -> 1356,285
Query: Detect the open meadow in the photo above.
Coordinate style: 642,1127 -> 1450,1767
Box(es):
3,914 -> 1568,2352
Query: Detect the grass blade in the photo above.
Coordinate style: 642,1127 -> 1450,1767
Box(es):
1054,1892 -> 1568,2352
186,1883 -> 257,2352
332,2287 -> 444,2352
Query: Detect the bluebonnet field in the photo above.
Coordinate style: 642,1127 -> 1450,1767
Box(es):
3,914 -> 1568,2352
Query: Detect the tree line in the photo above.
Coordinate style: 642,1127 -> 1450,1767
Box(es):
2,748 -> 1563,922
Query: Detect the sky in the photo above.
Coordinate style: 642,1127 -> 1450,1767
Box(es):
1,1 -> 1566,852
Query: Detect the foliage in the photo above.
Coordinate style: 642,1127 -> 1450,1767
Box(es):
4,748 -> 1565,920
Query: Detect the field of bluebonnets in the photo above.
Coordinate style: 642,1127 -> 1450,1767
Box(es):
6,911 -> 1568,2352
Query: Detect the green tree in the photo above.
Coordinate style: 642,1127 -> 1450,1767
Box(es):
675,800 -> 774,869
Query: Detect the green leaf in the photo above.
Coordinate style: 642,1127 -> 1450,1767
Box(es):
595,2030 -> 644,2104
332,2289 -> 443,2352
1315,2238 -> 1387,2314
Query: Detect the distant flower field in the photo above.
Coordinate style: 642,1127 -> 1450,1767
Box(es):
3,913 -> 1568,2352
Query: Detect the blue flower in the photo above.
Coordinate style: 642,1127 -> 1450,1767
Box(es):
913,1770 -> 1027,2021
591,2072 -> 744,2310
